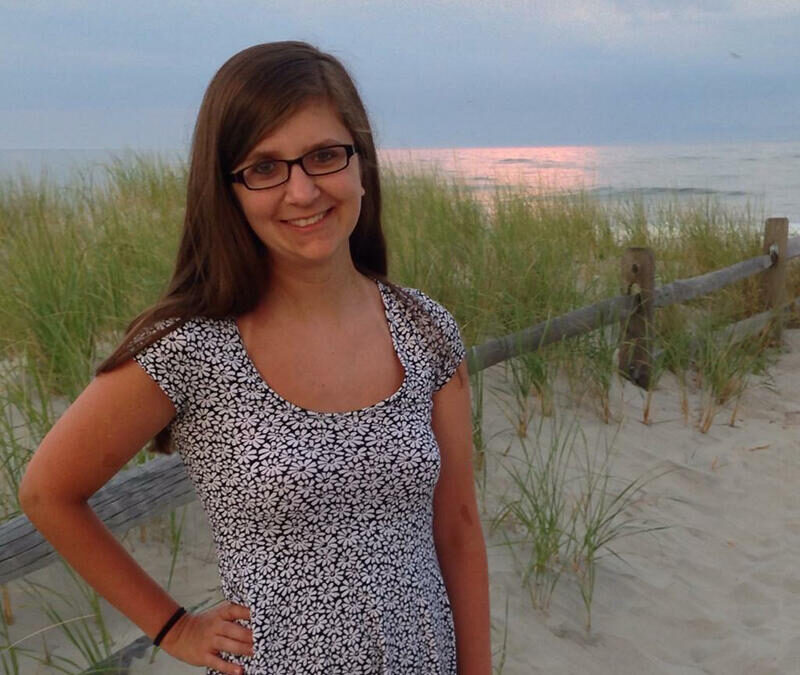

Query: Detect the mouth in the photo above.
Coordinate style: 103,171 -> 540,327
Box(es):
282,207 -> 333,229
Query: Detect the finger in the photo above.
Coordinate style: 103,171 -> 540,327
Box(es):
213,635 -> 255,657
218,621 -> 254,645
206,654 -> 245,675
223,602 -> 251,621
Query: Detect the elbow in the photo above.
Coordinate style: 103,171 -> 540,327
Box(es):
18,475 -> 42,516
19,473 -> 88,519
17,470 -> 57,518
19,466 -> 89,520
435,521 -> 487,556
18,482 -> 71,526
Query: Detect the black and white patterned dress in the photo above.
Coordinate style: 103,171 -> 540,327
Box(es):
133,279 -> 466,674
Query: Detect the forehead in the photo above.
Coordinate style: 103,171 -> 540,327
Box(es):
245,99 -> 353,159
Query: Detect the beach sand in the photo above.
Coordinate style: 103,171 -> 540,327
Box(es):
6,330 -> 800,674
480,329 -> 800,674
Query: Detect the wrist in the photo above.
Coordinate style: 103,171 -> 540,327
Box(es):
153,606 -> 187,647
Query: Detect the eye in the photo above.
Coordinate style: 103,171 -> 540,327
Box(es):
308,147 -> 342,165
250,160 -> 280,176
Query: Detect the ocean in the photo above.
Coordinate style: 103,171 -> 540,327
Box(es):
380,141 -> 800,230
1,141 -> 798,228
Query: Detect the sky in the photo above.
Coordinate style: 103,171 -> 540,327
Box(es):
1,0 -> 798,149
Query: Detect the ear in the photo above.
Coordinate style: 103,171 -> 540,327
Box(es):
361,186 -> 366,196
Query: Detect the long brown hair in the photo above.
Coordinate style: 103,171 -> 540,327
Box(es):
97,41 -> 412,454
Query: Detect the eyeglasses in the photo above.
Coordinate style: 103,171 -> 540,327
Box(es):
229,144 -> 357,190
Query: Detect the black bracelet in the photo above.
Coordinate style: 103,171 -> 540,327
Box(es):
153,606 -> 186,647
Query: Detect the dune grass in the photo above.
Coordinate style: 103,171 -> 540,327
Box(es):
0,154 -> 795,670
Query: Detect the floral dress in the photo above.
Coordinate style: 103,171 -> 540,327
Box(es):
133,279 -> 466,674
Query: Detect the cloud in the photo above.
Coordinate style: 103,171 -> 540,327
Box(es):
470,0 -> 800,55
0,0 -> 797,146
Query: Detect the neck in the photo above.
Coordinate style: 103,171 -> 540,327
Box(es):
259,260 -> 373,325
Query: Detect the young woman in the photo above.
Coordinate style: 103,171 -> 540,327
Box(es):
19,41 -> 491,674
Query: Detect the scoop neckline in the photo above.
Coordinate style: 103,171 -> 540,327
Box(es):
229,278 -> 408,418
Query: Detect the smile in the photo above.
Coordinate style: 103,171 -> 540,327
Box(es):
283,208 -> 332,228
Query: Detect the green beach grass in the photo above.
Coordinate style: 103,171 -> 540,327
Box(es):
1,154 -> 796,672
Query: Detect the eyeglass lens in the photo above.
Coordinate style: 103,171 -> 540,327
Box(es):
243,146 -> 350,189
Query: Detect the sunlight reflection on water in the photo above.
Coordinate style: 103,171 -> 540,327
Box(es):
379,142 -> 800,229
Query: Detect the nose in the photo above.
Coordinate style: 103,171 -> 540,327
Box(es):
283,163 -> 320,204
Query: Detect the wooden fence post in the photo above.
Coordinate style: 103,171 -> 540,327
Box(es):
619,247 -> 655,388
762,217 -> 789,342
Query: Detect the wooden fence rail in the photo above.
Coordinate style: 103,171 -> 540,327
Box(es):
2,225 -> 799,588
470,230 -> 800,372
0,454 -> 188,585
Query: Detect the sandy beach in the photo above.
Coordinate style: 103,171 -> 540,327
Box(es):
478,329 -> 800,674
6,330 -> 800,674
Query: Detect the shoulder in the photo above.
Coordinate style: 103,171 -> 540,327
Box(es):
385,284 -> 465,392
387,284 -> 461,338
133,315 -> 227,342
129,316 -> 230,415
130,315 -> 229,362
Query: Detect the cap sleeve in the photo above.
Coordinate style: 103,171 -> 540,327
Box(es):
404,288 -> 466,392
432,304 -> 466,392
131,319 -> 194,416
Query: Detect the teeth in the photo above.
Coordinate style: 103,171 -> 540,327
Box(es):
287,209 -> 329,227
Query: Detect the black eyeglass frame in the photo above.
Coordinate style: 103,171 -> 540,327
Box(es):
229,144 -> 358,190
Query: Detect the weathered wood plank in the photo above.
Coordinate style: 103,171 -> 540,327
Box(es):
470,237 -> 799,372
0,454 -> 193,585
78,634 -> 152,675
76,596 -> 217,674
469,294 -> 638,371
619,247 -> 655,388
650,296 -> 800,365
653,253 -> 774,309
715,296 -> 800,345
469,249 -> 784,372
762,218 -> 790,340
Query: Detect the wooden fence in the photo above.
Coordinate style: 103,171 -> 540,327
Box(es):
2,218 -> 798,590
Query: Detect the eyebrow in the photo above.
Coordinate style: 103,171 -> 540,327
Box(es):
243,138 -> 348,164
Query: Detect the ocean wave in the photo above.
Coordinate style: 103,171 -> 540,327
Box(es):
495,158 -> 579,169
587,186 -> 752,198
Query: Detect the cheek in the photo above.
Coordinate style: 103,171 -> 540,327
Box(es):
338,174 -> 366,202
319,177 -> 363,211
334,159 -> 365,201
235,191 -> 277,227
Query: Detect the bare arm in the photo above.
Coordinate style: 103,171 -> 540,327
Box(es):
432,359 -> 492,675
18,359 -> 251,674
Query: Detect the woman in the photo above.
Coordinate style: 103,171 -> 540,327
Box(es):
19,42 -> 491,674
